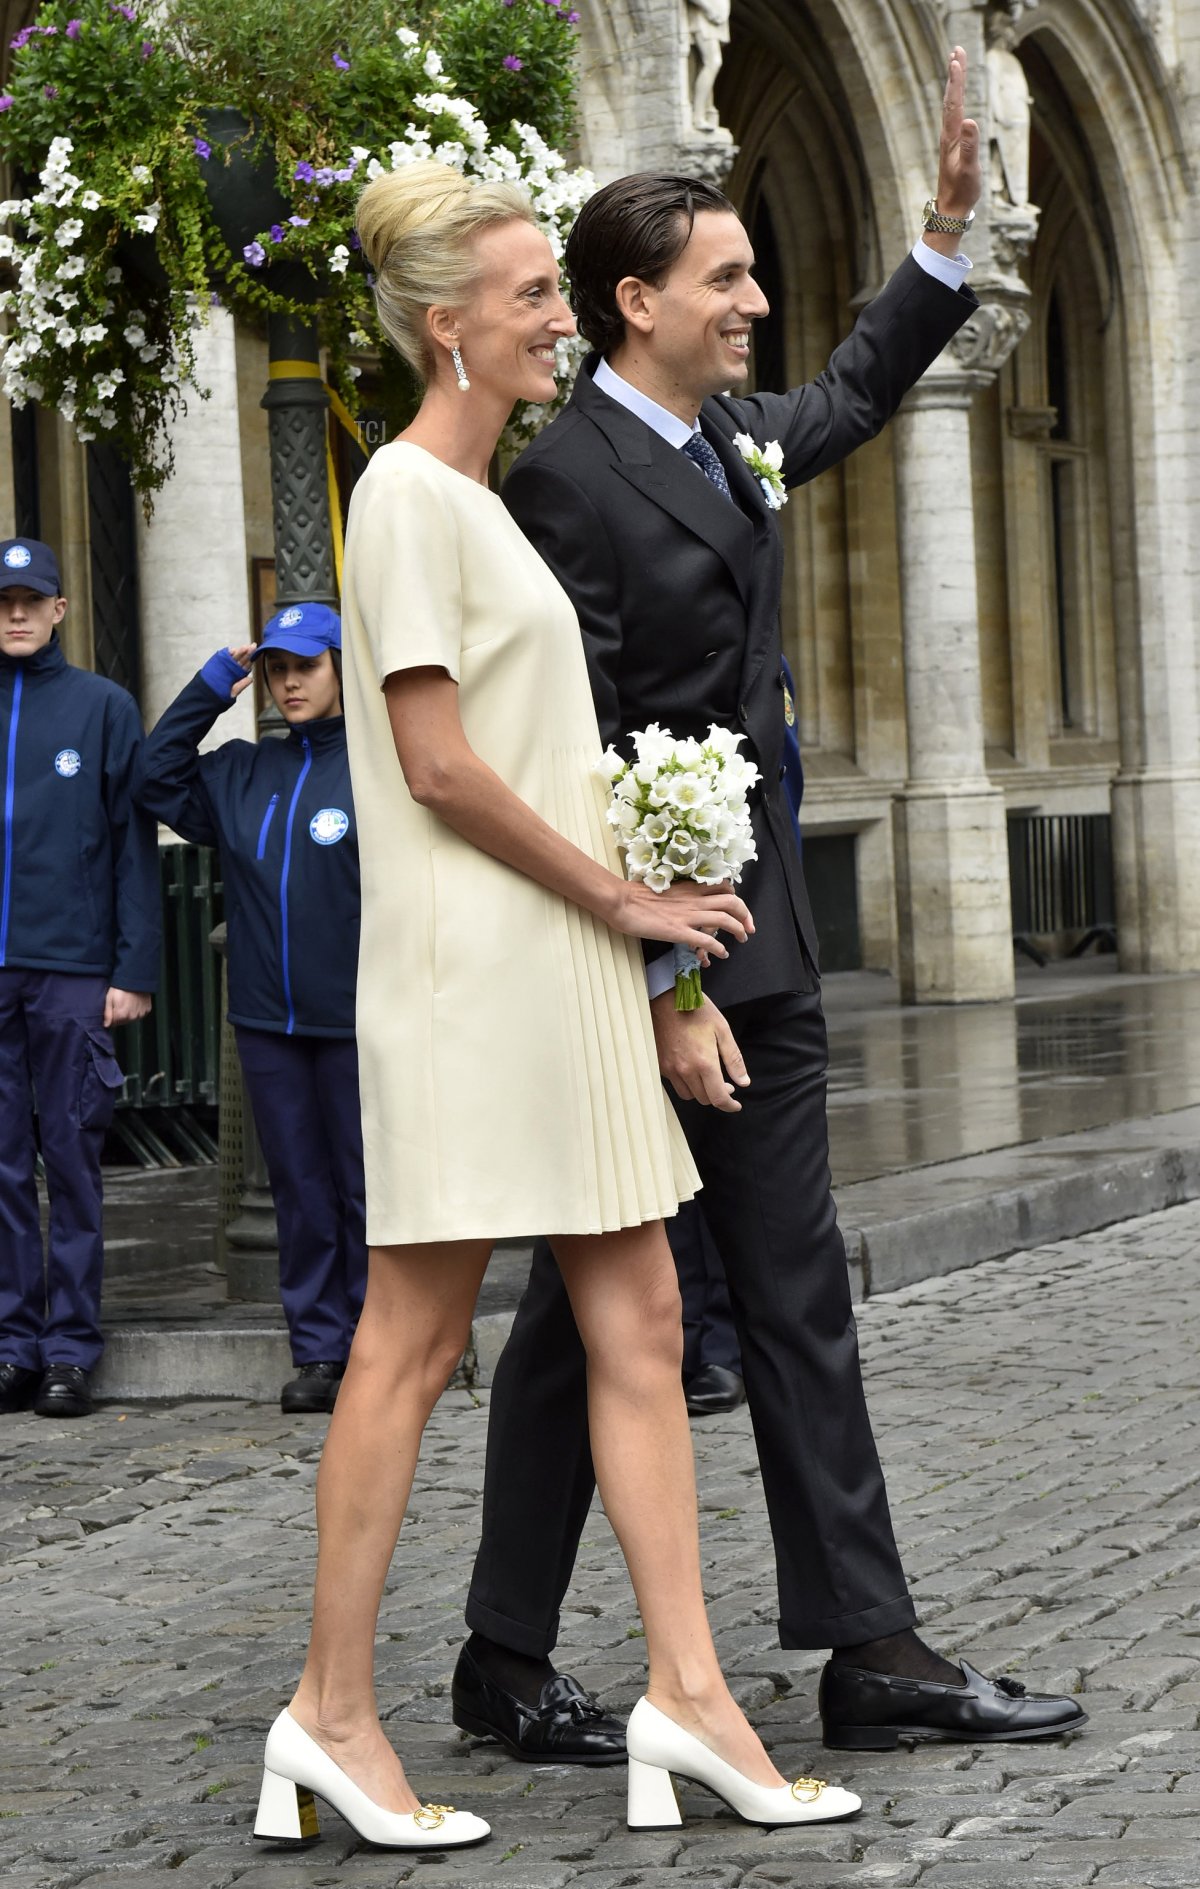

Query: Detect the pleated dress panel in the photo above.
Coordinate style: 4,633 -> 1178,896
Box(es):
340,441 -> 698,1247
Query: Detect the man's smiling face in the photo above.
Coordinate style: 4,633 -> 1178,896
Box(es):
632,209 -> 770,406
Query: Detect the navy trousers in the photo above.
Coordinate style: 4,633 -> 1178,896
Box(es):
668,1199 -> 742,1380
235,1028 -> 367,1366
0,970 -> 122,1372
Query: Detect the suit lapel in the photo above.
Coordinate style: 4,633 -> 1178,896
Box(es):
701,401 -> 782,704
573,365 -> 756,610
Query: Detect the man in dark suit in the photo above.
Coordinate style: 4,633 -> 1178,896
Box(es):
450,49 -> 1085,1758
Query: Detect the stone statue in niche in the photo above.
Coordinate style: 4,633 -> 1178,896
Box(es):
685,0 -> 731,135
987,5 -> 1035,207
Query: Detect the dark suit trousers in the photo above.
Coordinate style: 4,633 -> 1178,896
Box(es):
465,989 -> 917,1652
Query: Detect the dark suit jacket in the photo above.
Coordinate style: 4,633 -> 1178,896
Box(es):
503,253 -> 977,1007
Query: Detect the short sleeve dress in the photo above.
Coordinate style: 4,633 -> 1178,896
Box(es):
340,442 -> 699,1246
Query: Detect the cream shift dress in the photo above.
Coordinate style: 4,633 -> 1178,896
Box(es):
340,441 -> 699,1246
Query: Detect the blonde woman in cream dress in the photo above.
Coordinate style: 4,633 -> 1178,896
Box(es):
252,164 -> 861,1854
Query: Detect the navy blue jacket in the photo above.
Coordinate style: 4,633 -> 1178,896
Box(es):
0,636 -> 160,989
133,669 -> 359,1037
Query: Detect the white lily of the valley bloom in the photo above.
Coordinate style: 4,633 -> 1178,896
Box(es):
599,723 -> 760,1007
732,431 -> 788,511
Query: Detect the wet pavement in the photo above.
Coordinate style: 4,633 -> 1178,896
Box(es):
3,1200 -> 1199,1888
825,961 -> 1200,1184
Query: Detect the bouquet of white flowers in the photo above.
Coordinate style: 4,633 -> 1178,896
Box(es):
597,723 -> 760,1010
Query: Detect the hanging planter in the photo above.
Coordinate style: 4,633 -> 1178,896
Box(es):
0,0 -> 593,504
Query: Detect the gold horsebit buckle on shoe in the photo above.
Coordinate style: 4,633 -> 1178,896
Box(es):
413,1803 -> 454,1830
791,1777 -> 826,1803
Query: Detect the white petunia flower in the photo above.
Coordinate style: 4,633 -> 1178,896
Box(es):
56,219 -> 83,247
131,164 -> 152,185
328,245 -> 351,275
134,208 -> 160,234
80,190 -> 102,212
80,324 -> 107,345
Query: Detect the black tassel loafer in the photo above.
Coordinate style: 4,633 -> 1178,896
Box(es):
819,1659 -> 1088,1749
451,1644 -> 626,1765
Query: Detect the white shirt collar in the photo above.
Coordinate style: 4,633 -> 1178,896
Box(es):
592,356 -> 699,450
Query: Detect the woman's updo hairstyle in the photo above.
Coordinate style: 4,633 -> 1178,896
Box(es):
356,162 -> 536,384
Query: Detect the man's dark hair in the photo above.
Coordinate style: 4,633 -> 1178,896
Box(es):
565,172 -> 736,357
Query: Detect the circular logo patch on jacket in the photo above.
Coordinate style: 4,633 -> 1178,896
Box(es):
54,748 -> 82,777
309,807 -> 349,845
4,544 -> 32,568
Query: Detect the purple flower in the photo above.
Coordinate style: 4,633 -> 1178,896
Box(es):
193,136 -> 211,159
269,223 -> 285,242
333,166 -> 354,183
141,40 -> 154,58
503,54 -> 524,70
288,214 -> 310,227
314,166 -> 335,186
349,231 -> 361,250
565,8 -> 580,19
0,95 -> 13,113
110,4 -> 137,21
9,26 -> 33,48
501,0 -> 514,7
294,160 -> 315,184
66,19 -> 83,38
44,84 -> 58,99
243,241 -> 266,267
332,52 -> 349,71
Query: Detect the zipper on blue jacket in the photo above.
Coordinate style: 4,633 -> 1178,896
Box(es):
278,738 -> 312,1035
0,668 -> 24,967
256,792 -> 280,860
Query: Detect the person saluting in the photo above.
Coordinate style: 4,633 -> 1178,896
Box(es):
134,605 -> 366,1413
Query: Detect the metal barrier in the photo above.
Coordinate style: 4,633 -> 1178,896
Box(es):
110,843 -> 223,1164
1007,812 -> 1116,964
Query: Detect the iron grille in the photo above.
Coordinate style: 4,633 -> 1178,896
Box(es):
86,441 -> 140,696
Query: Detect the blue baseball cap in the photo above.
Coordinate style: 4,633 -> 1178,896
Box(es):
252,602 -> 341,660
0,538 -> 62,596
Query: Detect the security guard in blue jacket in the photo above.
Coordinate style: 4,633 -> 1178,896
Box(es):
134,604 -> 366,1413
678,655 -> 805,1418
0,538 -> 159,1419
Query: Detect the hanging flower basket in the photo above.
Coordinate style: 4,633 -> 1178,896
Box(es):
0,0 -> 594,503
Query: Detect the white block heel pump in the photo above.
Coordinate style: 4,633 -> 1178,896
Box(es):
625,1698 -> 861,1830
253,1710 -> 491,1851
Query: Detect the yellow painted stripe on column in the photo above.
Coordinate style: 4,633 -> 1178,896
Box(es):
326,436 -> 345,591
267,358 -> 323,379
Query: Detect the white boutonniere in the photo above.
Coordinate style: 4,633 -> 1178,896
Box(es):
733,433 -> 788,511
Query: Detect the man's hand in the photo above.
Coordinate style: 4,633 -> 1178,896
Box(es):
651,991 -> 749,1113
104,989 -> 152,1028
923,45 -> 982,256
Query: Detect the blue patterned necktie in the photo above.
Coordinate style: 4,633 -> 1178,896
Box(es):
682,430 -> 733,503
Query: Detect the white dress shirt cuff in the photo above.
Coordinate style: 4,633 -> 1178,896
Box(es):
911,236 -> 973,291
646,950 -> 677,1002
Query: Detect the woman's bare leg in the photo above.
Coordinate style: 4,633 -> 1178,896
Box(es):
288,1237 -> 492,1810
552,1220 -> 786,1786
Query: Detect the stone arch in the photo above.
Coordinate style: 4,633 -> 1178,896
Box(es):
1006,2 -> 1198,973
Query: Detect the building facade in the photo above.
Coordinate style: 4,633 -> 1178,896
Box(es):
4,0 -> 1200,1001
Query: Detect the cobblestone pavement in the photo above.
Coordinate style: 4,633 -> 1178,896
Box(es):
2,1202 -> 1199,1889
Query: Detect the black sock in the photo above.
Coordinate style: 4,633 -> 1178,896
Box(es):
831,1628 -> 963,1687
466,1631 -> 556,1706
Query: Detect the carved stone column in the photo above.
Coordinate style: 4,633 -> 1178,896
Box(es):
892,363 -> 1015,1004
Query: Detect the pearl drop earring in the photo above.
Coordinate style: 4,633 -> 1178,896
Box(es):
451,344 -> 470,392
